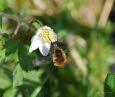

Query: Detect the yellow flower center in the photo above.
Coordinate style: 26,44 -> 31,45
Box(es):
39,29 -> 54,43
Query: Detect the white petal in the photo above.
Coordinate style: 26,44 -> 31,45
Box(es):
36,26 -> 51,35
36,29 -> 42,35
38,42 -> 51,56
29,26 -> 56,56
41,26 -> 51,30
30,34 -> 51,56
29,35 -> 41,53
49,31 -> 57,43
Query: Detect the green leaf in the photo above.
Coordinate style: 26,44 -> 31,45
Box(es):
18,84 -> 35,97
0,68 -> 12,89
13,64 -> 23,87
3,88 -> 18,97
32,22 -> 41,30
23,70 -> 44,83
0,78 -> 11,89
104,73 -> 115,97
30,86 -> 42,97
30,76 -> 49,97
18,45 -> 34,71
4,39 -> 17,56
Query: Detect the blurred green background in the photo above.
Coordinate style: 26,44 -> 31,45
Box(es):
0,0 -> 115,97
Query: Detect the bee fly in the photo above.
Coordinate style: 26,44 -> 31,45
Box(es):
34,43 -> 67,69
52,44 -> 67,67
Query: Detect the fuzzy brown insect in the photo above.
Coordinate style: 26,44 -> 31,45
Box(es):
53,44 -> 67,67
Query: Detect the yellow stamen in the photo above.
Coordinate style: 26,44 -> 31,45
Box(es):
39,29 -> 56,43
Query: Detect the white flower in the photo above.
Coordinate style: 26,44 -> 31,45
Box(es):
29,26 -> 57,56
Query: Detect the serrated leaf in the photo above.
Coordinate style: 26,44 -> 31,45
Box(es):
13,64 -> 23,87
18,45 -> 34,71
4,39 -> 17,56
104,73 -> 115,97
3,88 -> 18,97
